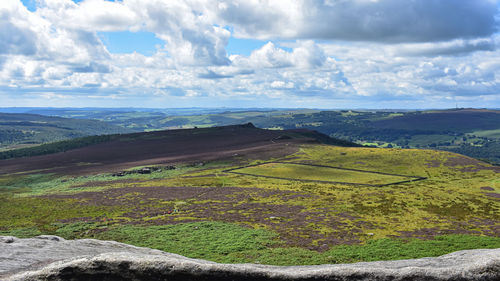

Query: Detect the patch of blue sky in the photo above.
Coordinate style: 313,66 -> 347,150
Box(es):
98,31 -> 164,56
21,0 -> 111,11
276,43 -> 293,53
226,37 -> 267,56
20,0 -> 36,11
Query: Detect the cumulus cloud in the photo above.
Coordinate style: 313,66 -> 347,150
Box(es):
43,0 -> 138,31
0,2 -> 37,55
1,0 -> 499,108
231,40 -> 326,69
121,0 -> 231,66
198,70 -> 233,79
247,42 -> 294,68
271,80 -> 294,89
71,62 -> 111,73
9,0 -> 230,66
319,39 -> 500,103
216,0 -> 498,43
391,38 -> 497,57
0,0 -> 110,64
291,41 -> 326,68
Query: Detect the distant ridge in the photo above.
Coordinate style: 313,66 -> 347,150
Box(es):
0,124 -> 358,175
0,112 -> 132,150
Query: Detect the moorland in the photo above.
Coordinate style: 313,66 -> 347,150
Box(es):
1,108 -> 499,164
0,124 -> 498,265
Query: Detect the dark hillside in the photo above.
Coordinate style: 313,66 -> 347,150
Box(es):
371,109 -> 500,132
285,129 -> 363,147
0,124 -> 357,175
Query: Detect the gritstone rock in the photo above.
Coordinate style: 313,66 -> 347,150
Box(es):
1,236 -> 499,281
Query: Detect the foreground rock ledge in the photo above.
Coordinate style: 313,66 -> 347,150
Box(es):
1,236 -> 499,281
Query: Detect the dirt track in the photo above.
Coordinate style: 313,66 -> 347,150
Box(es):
0,125 -> 314,176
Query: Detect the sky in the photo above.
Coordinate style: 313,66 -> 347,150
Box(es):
0,0 -> 499,109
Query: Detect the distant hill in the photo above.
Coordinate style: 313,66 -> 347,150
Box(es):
0,113 -> 133,150
0,124 -> 359,175
371,109 -> 500,132
0,107 -> 319,131
0,108 -> 498,164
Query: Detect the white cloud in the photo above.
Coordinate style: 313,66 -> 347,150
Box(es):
119,0 -> 231,66
291,41 -> 326,68
0,0 -> 499,108
271,80 -> 294,89
231,40 -> 326,69
390,38 -> 497,57
0,1 -> 38,55
216,0 -> 498,43
0,0 -> 110,66
247,42 -> 294,68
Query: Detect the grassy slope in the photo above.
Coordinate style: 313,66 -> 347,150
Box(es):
0,144 -> 499,265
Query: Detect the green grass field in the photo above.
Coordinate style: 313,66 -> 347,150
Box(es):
1,144 -> 499,265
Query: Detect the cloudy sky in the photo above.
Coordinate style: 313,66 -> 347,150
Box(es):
1,0 -> 499,108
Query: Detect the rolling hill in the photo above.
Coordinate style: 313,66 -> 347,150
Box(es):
0,113 -> 133,151
1,108 -> 499,164
371,109 -> 500,132
0,123 -> 358,175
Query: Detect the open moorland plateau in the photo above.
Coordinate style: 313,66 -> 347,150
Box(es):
1,124 -> 499,270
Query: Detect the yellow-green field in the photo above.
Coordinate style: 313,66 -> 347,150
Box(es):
228,162 -> 419,186
1,144 -> 499,265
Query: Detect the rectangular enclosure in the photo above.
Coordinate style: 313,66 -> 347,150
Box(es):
227,162 -> 422,186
